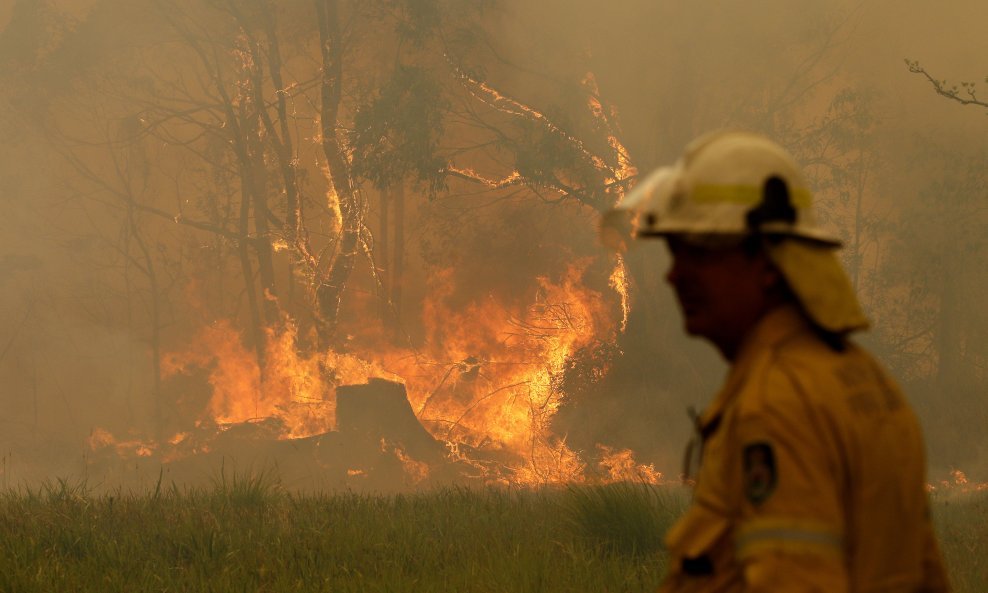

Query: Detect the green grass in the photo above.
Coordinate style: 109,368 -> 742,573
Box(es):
0,474 -> 982,592
0,475 -> 672,593
558,481 -> 688,557
931,489 -> 988,593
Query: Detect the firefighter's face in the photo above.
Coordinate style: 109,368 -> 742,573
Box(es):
664,236 -> 781,359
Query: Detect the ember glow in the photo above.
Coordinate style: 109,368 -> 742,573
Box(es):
87,427 -> 155,459
928,469 -> 988,494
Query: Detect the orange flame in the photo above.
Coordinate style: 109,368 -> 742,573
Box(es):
389,260 -> 614,483
581,72 -> 635,338
161,317 -> 398,439
87,427 -> 155,458
581,72 -> 638,188
609,255 -> 631,333
596,444 -> 664,484
159,259 -> 620,484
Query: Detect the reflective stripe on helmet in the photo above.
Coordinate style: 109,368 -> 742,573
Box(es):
692,184 -> 812,208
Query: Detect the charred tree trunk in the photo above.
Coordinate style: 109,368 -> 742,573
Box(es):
230,30 -> 281,330
189,23 -> 270,374
114,119 -> 167,441
125,204 -> 164,442
314,0 -> 363,345
392,182 -> 405,330
247,113 -> 280,327
252,3 -> 308,313
237,181 -> 267,372
379,188 -> 390,322
376,183 -> 405,333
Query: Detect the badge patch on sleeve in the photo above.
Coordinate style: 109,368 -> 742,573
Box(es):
743,442 -> 777,505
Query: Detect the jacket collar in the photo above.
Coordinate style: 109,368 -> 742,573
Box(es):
697,304 -> 810,436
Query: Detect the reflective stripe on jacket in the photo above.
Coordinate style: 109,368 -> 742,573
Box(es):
659,306 -> 950,593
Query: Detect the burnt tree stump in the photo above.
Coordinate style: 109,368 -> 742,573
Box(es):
336,378 -> 446,464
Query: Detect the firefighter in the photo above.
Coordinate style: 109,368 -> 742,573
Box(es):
602,131 -> 950,592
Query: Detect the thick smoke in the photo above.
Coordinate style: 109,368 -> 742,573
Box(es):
0,0 -> 987,489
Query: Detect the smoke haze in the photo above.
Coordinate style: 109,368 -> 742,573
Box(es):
0,0 -> 986,490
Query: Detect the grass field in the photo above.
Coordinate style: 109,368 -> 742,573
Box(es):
0,473 -> 983,592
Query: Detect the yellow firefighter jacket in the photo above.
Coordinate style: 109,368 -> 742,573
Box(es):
659,305 -> 950,593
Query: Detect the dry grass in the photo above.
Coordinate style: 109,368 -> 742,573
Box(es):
0,474 -> 981,592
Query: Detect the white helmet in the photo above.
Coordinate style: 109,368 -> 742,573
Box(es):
605,130 -> 841,246
601,130 -> 868,334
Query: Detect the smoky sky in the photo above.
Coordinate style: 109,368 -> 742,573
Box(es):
1,0 -> 987,489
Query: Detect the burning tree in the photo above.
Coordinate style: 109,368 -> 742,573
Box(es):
4,0 -> 639,484
1,0 -> 882,487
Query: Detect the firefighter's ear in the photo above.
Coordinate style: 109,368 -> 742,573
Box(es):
750,243 -> 784,292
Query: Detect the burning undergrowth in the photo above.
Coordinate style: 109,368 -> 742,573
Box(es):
85,250 -> 654,490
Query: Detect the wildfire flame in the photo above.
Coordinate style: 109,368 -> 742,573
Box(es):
148,259 -> 626,485
581,72 -> 637,188
87,427 -> 155,458
596,444 -> 664,484
160,317 -> 399,439
396,260 -> 616,482
927,469 -> 988,494
93,66 -> 648,488
608,256 -> 631,333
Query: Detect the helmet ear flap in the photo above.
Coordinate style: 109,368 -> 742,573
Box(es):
746,175 -> 797,233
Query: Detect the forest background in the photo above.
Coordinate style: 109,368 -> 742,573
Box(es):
0,0 -> 986,489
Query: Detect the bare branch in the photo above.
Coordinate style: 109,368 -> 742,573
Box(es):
906,60 -> 988,110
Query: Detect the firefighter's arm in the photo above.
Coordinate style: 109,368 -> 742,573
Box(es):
733,365 -> 849,593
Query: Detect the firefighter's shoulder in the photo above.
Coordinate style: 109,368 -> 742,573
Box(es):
736,328 -> 845,416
